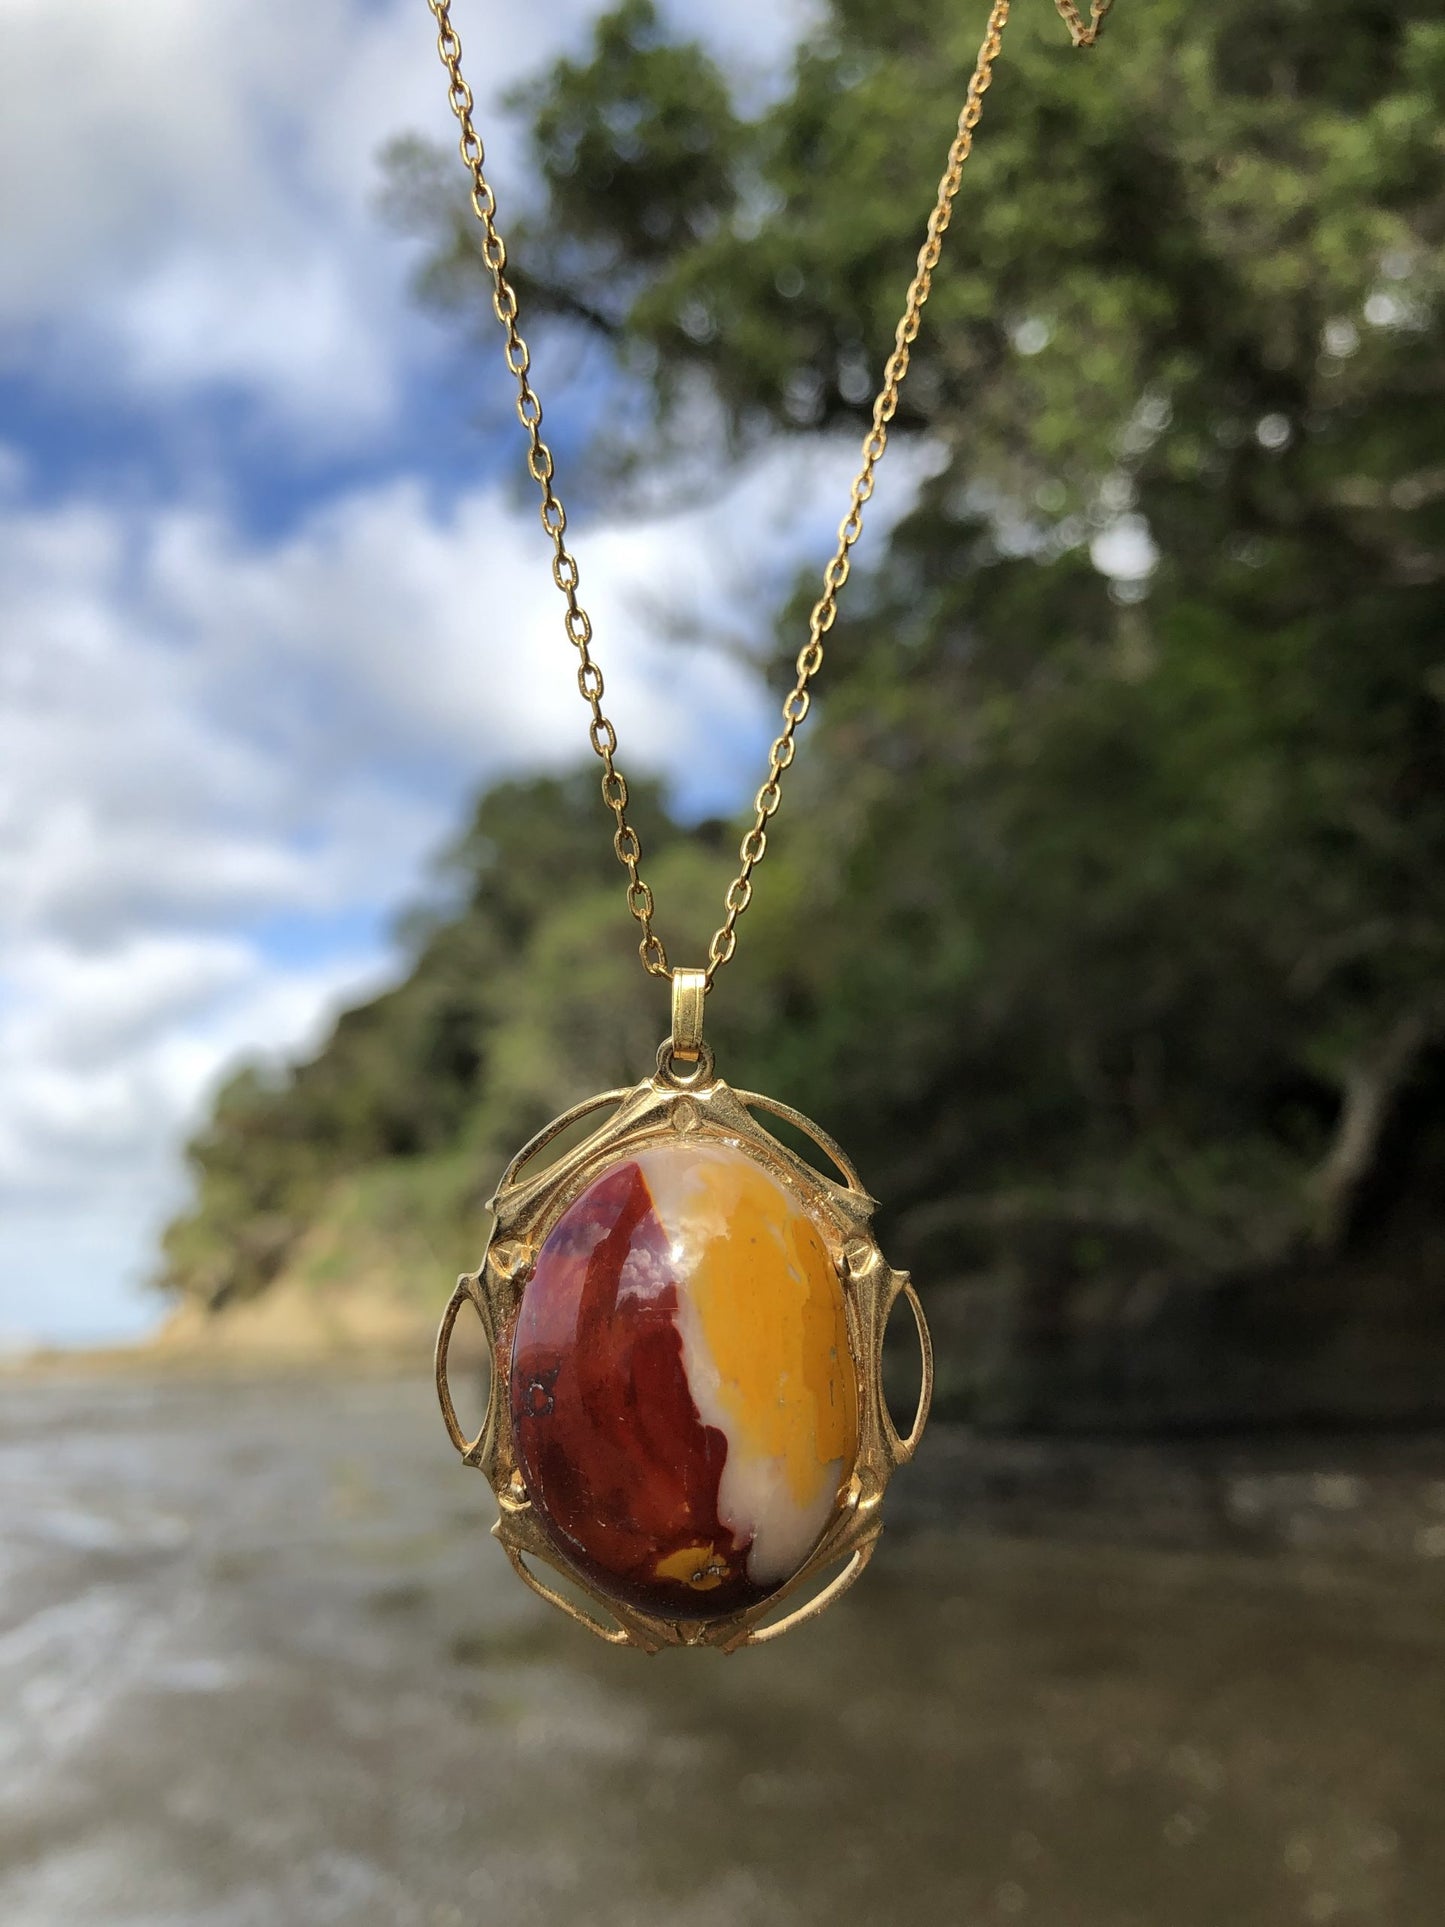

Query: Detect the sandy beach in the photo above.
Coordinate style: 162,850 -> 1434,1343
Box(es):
2,1371 -> 1443,1926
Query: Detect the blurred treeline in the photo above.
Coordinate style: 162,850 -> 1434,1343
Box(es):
161,0 -> 1445,1428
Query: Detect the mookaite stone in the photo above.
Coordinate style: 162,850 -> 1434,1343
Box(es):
509,1139 -> 858,1620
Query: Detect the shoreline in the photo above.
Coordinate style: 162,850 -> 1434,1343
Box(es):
5,1362 -> 1444,1569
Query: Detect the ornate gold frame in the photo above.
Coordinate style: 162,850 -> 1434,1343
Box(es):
436,1055 -> 932,1653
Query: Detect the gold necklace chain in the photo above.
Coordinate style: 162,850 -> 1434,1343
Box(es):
426,0 -> 1111,988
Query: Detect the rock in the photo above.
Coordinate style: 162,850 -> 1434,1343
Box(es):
510,1141 -> 856,1618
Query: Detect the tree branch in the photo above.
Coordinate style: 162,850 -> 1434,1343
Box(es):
1309,1005 -> 1441,1251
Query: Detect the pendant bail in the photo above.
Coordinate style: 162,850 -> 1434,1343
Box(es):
669,968 -> 707,1064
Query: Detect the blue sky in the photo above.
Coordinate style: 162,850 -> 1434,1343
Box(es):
0,0 -> 876,1348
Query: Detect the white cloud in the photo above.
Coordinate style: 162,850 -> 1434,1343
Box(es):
0,0 -> 613,432
0,0 -> 815,435
0,452 -> 830,944
0,429 -> 887,1344
0,934 -> 376,1350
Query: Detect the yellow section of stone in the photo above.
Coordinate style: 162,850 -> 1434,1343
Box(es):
688,1154 -> 857,1508
653,1544 -> 729,1590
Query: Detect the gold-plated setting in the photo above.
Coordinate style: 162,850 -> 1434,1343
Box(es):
669,967 -> 708,1063
436,1051 -> 932,1653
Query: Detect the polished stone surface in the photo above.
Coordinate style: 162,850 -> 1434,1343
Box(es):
509,1139 -> 857,1619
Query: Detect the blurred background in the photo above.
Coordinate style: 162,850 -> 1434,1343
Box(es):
3,0 -> 1444,1921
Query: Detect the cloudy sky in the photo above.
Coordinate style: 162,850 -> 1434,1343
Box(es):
0,0 -> 858,1348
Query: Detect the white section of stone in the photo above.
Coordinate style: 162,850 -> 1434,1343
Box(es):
630,1141 -> 840,1588
725,1444 -> 845,1589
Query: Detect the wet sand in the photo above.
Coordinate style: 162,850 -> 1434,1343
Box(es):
2,1373 -> 1442,1926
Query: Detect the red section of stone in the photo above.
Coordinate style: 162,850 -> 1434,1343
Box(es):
510,1158 -> 766,1620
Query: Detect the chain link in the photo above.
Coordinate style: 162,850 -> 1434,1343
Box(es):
427,0 -> 671,975
426,0 -> 1108,989
704,0 -> 1018,979
1053,0 -> 1114,50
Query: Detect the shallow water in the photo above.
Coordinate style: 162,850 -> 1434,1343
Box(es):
1,1373 -> 1442,1926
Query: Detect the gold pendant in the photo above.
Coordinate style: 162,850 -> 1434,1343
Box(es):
435,971 -> 932,1652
